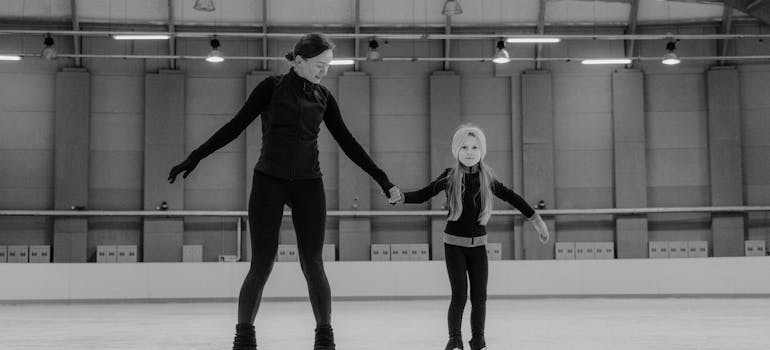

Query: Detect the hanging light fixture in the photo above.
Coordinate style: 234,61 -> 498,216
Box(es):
661,40 -> 681,65
206,38 -> 224,63
41,34 -> 57,60
492,40 -> 510,64
442,0 -> 463,16
193,0 -> 215,12
366,39 -> 382,62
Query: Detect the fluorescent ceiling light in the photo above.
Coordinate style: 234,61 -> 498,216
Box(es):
0,55 -> 22,61
506,38 -> 561,43
330,59 -> 355,65
581,58 -> 632,65
112,34 -> 170,40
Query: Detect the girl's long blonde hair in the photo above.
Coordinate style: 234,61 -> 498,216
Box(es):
445,124 -> 495,225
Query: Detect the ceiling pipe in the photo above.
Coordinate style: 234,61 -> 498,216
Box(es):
444,13 -> 452,70
4,29 -> 769,41
535,0 -> 546,70
354,0 -> 360,71
17,53 -> 770,63
71,0 -> 81,66
168,0 -> 176,69
262,0 -> 268,71
1,16 -> 760,29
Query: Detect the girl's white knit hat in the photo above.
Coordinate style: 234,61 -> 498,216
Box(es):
451,125 -> 487,161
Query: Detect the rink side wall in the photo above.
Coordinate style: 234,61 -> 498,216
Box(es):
1,257 -> 768,302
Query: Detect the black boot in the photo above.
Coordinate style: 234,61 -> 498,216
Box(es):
468,336 -> 486,350
445,335 -> 463,350
232,323 -> 257,350
313,324 -> 335,350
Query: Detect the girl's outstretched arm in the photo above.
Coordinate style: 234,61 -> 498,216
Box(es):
402,168 -> 452,204
491,180 -> 535,217
492,180 -> 550,243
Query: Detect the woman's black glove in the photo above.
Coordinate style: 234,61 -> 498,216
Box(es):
168,157 -> 200,183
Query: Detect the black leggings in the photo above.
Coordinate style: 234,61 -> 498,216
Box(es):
445,243 -> 488,339
237,170 -> 331,326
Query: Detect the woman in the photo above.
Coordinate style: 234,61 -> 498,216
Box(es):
168,33 -> 401,350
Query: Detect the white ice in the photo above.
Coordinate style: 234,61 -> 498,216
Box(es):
1,298 -> 768,349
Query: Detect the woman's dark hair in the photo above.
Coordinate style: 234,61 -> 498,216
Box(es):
284,33 -> 335,61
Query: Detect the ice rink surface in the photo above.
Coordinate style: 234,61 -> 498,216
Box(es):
1,297 -> 768,349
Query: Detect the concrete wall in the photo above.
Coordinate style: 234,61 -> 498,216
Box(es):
1,27 -> 769,261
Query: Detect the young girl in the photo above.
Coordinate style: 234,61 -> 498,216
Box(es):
396,124 -> 549,350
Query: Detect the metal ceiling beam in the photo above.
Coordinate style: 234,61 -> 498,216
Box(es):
168,0 -> 176,69
71,0 -> 81,66
561,0 -> 770,26
719,0 -> 736,65
12,52 -> 770,62
1,16 -> 761,31
535,0 -> 547,70
746,0 -> 766,10
262,0 -> 268,71
444,14 -> 452,70
724,0 -> 770,25
6,29 -> 770,40
354,0 -> 361,71
626,0 -> 640,68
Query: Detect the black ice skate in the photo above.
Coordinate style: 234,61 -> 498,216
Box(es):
232,323 -> 257,350
468,336 -> 486,350
313,324 -> 335,350
445,335 -> 464,350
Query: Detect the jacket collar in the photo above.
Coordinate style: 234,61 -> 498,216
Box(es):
460,164 -> 480,174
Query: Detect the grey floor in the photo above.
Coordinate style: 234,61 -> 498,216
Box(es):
1,298 -> 768,349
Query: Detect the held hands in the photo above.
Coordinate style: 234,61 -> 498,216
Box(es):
168,157 -> 200,184
386,186 -> 403,206
528,213 -> 550,244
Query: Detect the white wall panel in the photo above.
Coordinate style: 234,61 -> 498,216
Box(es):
0,150 -> 53,188
554,112 -> 613,150
0,73 -> 54,112
89,151 -> 143,190
91,75 -> 143,113
90,113 -> 143,151
555,149 -> 613,188
0,111 -> 53,150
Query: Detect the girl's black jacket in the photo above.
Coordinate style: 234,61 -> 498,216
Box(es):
403,168 -> 535,238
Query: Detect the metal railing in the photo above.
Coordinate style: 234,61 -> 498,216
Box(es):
2,206 -> 768,262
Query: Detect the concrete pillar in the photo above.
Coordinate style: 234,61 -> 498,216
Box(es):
707,66 -> 745,257
53,68 -> 90,263
143,70 -> 185,262
429,71 -> 462,260
510,76 -> 525,259
612,69 -> 649,258
337,72 -> 373,261
521,70 -> 556,260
